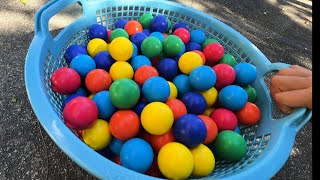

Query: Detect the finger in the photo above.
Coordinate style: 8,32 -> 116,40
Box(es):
289,65 -> 312,76
273,88 -> 310,108
277,103 -> 294,114
278,67 -> 312,77
270,75 -> 311,94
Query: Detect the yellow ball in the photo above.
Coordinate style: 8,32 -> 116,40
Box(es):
158,142 -> 194,180
82,119 -> 112,150
200,87 -> 218,107
178,52 -> 203,74
109,37 -> 133,61
167,81 -> 178,100
141,102 -> 174,135
203,107 -> 215,116
190,144 -> 215,177
88,94 -> 95,99
109,61 -> 134,81
87,38 -> 109,58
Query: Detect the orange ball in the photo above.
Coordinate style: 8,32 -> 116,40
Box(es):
85,69 -> 112,94
134,65 -> 159,86
124,20 -> 143,36
236,102 -> 261,126
192,50 -> 206,65
147,128 -> 175,153
165,99 -> 187,120
198,115 -> 218,144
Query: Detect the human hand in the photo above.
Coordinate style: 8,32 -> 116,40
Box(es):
270,65 -> 312,114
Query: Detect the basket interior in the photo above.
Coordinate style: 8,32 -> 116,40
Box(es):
42,3 -> 273,179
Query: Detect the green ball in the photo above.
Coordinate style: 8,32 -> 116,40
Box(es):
209,130 -> 247,161
243,85 -> 257,102
218,54 -> 237,67
163,35 -> 184,57
201,38 -> 219,50
138,13 -> 153,29
110,28 -> 129,41
109,78 -> 140,109
141,37 -> 163,58
166,18 -> 172,32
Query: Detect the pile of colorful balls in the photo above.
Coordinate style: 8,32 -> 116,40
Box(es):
50,13 -> 261,179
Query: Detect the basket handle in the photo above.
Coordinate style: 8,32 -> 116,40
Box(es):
262,62 -> 312,131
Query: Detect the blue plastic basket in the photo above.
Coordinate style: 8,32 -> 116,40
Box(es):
25,0 -> 312,179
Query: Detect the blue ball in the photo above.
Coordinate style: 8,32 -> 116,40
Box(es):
157,58 -> 178,81
178,43 -> 186,56
218,85 -> 248,111
234,126 -> 241,134
131,43 -> 138,58
190,29 -> 206,44
142,29 -> 151,36
120,138 -> 154,173
109,138 -> 125,156
173,114 -> 207,148
70,54 -> 96,78
62,94 -> 83,109
115,19 -> 128,29
142,76 -> 170,102
96,146 -> 114,159
172,23 -> 189,32
93,51 -> 115,71
132,101 -> 148,117
88,24 -> 107,40
150,32 -> 165,42
82,42 -> 88,50
92,91 -> 117,119
173,74 -> 192,97
189,66 -> 216,91
130,32 -> 147,50
186,42 -> 201,52
64,45 -> 88,64
151,15 -> 168,33
131,55 -> 151,71
181,92 -> 207,115
75,87 -> 88,96
234,63 -> 257,86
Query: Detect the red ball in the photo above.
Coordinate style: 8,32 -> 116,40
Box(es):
236,102 -> 261,126
151,57 -> 161,67
165,99 -> 187,120
124,20 -> 143,36
114,156 -> 122,165
77,130 -> 83,140
85,69 -> 112,94
107,29 -> 112,43
163,33 -> 168,38
51,67 -> 81,95
173,28 -> 190,44
145,157 -> 162,177
203,43 -> 224,63
212,64 -> 236,89
209,108 -> 238,131
63,97 -> 98,130
147,128 -> 175,153
198,115 -> 218,144
134,66 -> 159,86
192,50 -> 206,64
109,110 -> 140,141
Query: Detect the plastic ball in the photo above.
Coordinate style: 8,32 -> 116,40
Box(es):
87,38 -> 109,58
114,156 -> 122,165
109,37 -> 133,61
209,108 -> 238,131
209,130 -> 247,161
109,78 -> 140,109
145,157 -> 162,178
134,65 -> 159,86
124,20 -> 143,36
189,66 -> 217,91
63,97 -> 98,130
88,94 -> 95,99
106,29 -> 112,43
75,87 -> 87,96
163,35 -> 184,57
115,19 -> 128,29
172,74 -> 192,97
192,50 -> 206,64
82,119 -> 111,150
203,107 -> 215,116
120,138 -> 154,173
234,63 -> 257,86
243,85 -> 257,102
150,32 -> 165,42
174,114 -> 207,148
167,81 -> 178,100
142,29 -> 151,36
173,28 -> 190,44
130,32 -> 147,49
178,52 -> 203,74
151,57 -> 161,67
147,128 -> 175,153
141,37 -> 163,58
236,102 -> 261,126
85,69 -> 112,94
172,23 -> 189,32
199,87 -> 218,107
218,85 -> 248,111
82,42 -> 88,50
198,115 -> 218,144
51,67 -> 81,94
132,101 -> 148,117
218,54 -> 237,67
156,58 -> 178,81
181,92 -> 207,115
212,64 -> 236,89
62,94 -> 83,109
151,15 -> 168,33
64,45 -> 88,64
131,43 -> 138,58
110,28 -> 129,41
141,102 -> 174,135
190,29 -> 206,45
142,76 -> 170,102
109,110 -> 140,141
70,54 -> 96,78
186,42 -> 201,52
201,38 -> 219,50
157,142 -> 194,180
139,13 -> 153,29
165,99 -> 187,120
92,91 -> 116,119
234,126 -> 241,134
93,51 -> 115,71
130,55 -> 151,71
109,138 -> 125,156
166,18 -> 172,32
203,43 -> 224,63
178,42 -> 186,57
190,144 -> 215,177
88,24 -> 107,40
109,61 -> 134,80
